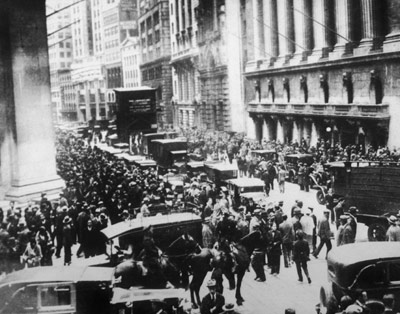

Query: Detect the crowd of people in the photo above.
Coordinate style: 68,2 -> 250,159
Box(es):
1,126 -> 400,314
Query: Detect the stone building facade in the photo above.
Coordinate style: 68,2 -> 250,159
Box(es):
139,0 -> 173,126
244,0 -> 400,149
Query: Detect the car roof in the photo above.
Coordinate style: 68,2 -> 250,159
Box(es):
152,139 -> 187,144
0,266 -> 114,288
251,149 -> 275,153
102,212 -> 202,240
226,178 -> 265,187
285,154 -> 313,158
327,242 -> 400,266
205,163 -> 238,171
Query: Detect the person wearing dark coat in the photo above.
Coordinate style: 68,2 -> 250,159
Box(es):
81,219 -> 99,258
293,230 -> 311,283
267,222 -> 282,275
62,216 -> 74,266
200,279 -> 225,314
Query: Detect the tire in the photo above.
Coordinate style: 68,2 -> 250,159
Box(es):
367,223 -> 388,241
320,285 -> 338,314
316,190 -> 326,205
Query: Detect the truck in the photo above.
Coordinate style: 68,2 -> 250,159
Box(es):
327,160 -> 400,241
114,87 -> 158,142
151,139 -> 188,173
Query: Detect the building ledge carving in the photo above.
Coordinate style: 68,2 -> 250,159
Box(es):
247,101 -> 390,120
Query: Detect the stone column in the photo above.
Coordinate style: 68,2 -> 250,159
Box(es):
277,119 -> 285,143
292,121 -> 299,144
310,122 -> 318,147
383,0 -> 400,52
263,118 -> 270,141
253,0 -> 264,60
329,0 -> 354,59
276,0 -> 295,65
247,116 -> 257,139
291,0 -> 313,64
262,0 -> 279,64
2,0 -> 64,200
309,0 -> 332,61
177,0 -> 183,33
354,0 -> 381,55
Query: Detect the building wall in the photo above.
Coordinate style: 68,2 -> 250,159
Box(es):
139,0 -> 173,125
243,0 -> 400,149
121,37 -> 142,88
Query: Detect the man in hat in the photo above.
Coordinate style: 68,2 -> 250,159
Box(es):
337,215 -> 349,246
279,214 -> 294,268
200,279 -> 225,314
313,210 -> 332,258
386,215 -> 400,241
300,208 -> 314,251
249,209 -> 263,234
334,198 -> 346,229
62,216 -> 74,266
202,217 -> 215,249
347,206 -> 358,243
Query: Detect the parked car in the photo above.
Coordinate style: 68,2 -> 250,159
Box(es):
283,153 -> 314,182
0,265 -> 187,314
319,242 -> 400,314
226,178 -> 266,206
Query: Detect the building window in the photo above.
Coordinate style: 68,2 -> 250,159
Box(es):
155,30 -> 160,43
153,11 -> 160,25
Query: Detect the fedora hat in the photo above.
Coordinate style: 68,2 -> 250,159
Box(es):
222,303 -> 236,312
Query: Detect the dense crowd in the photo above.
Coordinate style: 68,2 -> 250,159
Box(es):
1,127 -> 400,314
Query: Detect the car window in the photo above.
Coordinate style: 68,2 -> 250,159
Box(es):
40,285 -> 71,307
5,285 -> 37,313
389,262 -> 400,282
355,264 -> 386,288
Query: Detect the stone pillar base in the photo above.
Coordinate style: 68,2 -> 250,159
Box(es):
383,32 -> 400,52
354,38 -> 382,56
274,54 -> 293,67
308,47 -> 331,62
5,175 -> 65,202
289,51 -> 311,65
329,43 -> 353,60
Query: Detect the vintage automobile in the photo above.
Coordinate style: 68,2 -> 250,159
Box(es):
84,212 -> 203,267
327,160 -> 400,241
204,162 -> 238,187
283,153 -> 314,182
132,159 -> 157,170
319,242 -> 400,314
250,149 -> 277,162
0,265 -> 187,314
226,178 -> 266,206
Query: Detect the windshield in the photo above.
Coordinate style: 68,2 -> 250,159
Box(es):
241,186 -> 264,193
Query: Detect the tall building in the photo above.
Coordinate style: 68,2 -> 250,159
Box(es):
121,36 -> 142,88
91,0 -> 104,58
169,0 -> 200,129
244,0 -> 398,149
139,0 -> 173,127
103,0 -> 139,116
193,0 -> 244,132
47,0 -> 76,122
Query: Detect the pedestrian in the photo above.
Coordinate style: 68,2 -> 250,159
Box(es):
293,230 -> 311,284
297,163 -> 306,190
200,279 -> 225,314
279,214 -> 294,268
267,222 -> 282,276
300,208 -> 314,252
21,237 -> 42,268
336,215 -> 348,247
62,216 -> 74,266
313,210 -> 332,259
309,207 -> 317,253
334,198 -> 346,229
386,216 -> 400,241
202,217 -> 215,249
251,225 -> 266,282
277,165 -> 287,193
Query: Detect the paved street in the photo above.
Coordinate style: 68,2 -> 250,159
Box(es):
51,182 -> 368,314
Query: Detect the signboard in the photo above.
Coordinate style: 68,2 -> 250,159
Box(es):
128,99 -> 152,113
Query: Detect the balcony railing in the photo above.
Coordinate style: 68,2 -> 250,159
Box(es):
248,101 -> 389,119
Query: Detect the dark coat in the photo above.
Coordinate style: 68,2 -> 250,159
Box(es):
200,292 -> 225,314
267,230 -> 282,255
293,239 -> 310,262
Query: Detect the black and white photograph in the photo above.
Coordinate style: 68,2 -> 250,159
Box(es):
0,0 -> 399,313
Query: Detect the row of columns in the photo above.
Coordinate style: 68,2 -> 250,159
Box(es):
252,0 -> 399,63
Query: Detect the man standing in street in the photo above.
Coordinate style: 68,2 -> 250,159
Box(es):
200,279 -> 225,314
313,210 -> 332,259
279,214 -> 294,268
386,216 -> 400,241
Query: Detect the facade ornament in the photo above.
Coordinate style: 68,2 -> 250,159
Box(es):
267,79 -> 275,102
283,78 -> 290,103
342,72 -> 353,104
370,70 -> 383,104
255,80 -> 261,103
300,75 -> 308,103
319,74 -> 329,104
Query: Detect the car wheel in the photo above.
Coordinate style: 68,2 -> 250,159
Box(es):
316,190 -> 326,205
320,285 -> 338,314
367,223 -> 387,242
